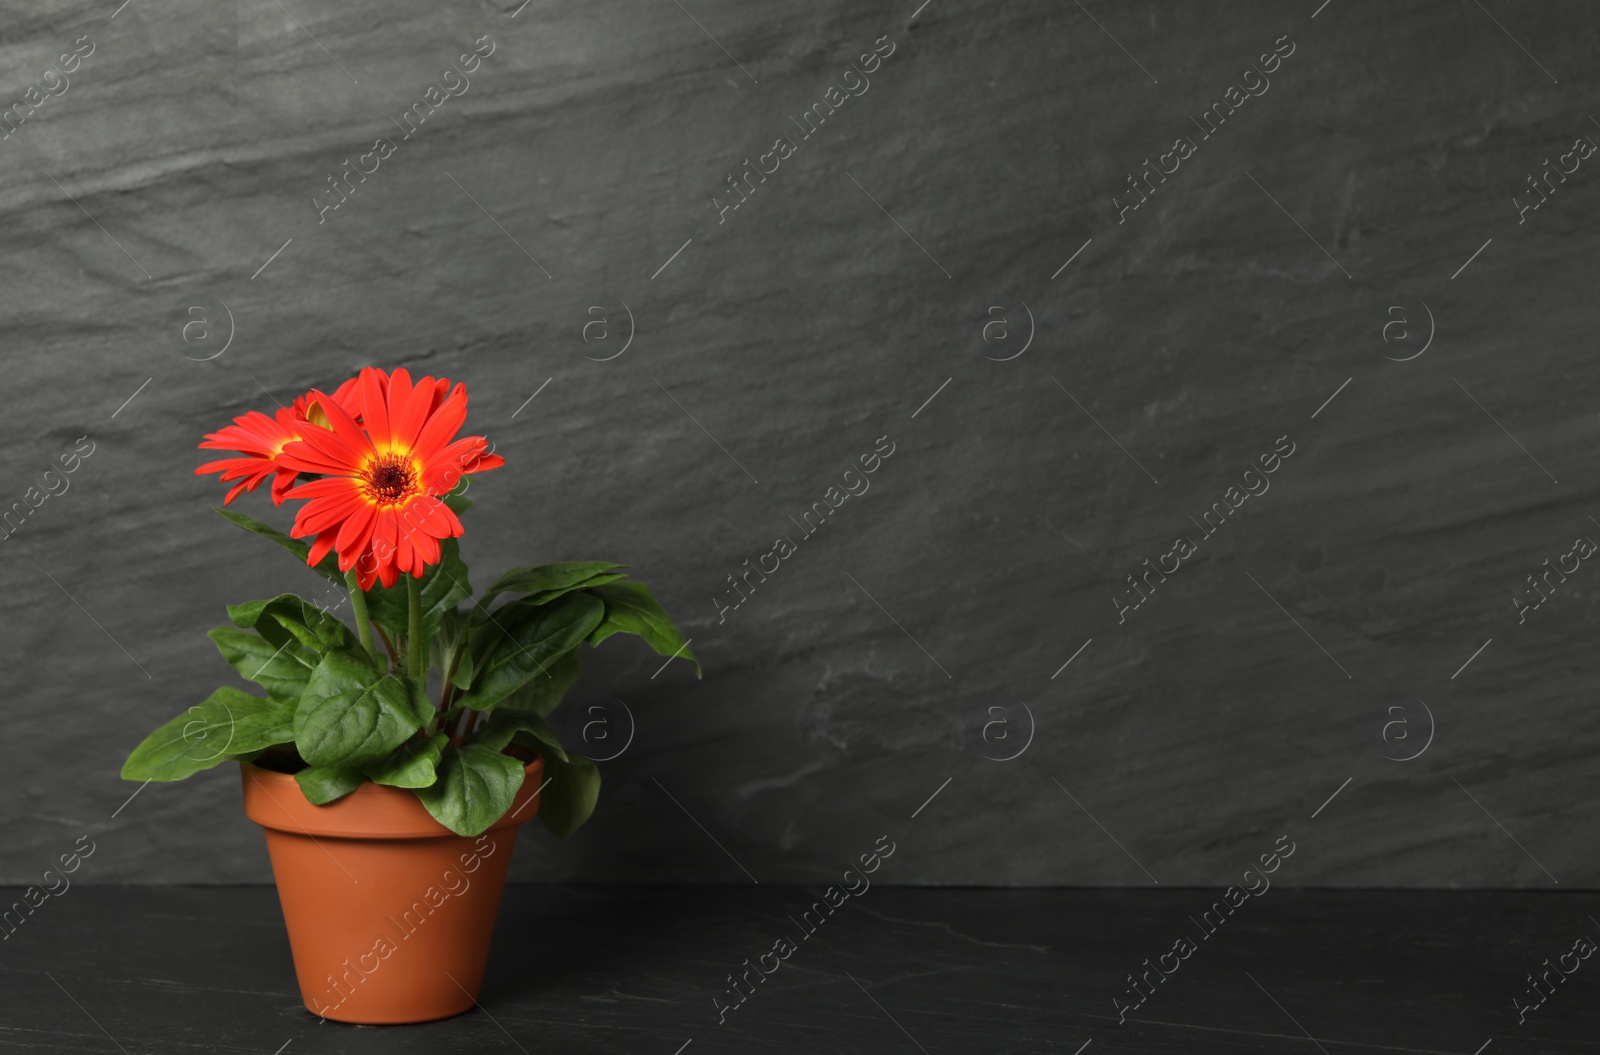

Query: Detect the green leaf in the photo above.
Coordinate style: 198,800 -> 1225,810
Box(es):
434,606 -> 467,652
478,562 -> 625,611
209,627 -> 318,703
513,572 -> 629,608
228,593 -> 361,659
500,650 -> 581,718
294,764 -> 366,804
475,708 -> 567,760
443,491 -> 473,516
529,745 -> 600,840
362,538 -> 472,644
294,653 -> 430,767
122,688 -> 295,781
450,644 -> 476,691
585,581 -> 700,677
456,593 -> 605,713
224,599 -> 297,654
363,732 -> 449,788
213,507 -> 343,585
433,608 -> 476,690
414,745 -> 526,836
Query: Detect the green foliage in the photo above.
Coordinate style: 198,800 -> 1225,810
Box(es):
501,651 -> 582,718
294,764 -> 365,805
476,708 -> 566,758
228,593 -> 364,659
208,627 -> 317,703
414,745 -> 526,836
363,732 -> 449,788
126,536 -> 695,838
477,561 -> 624,611
122,688 -> 295,781
528,746 -> 601,840
294,656 -> 430,767
454,592 -> 605,713
585,581 -> 701,676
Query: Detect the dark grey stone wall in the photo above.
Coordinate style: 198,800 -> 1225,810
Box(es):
2,0 -> 1597,887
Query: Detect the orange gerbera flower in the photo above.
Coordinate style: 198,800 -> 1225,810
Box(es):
278,367 -> 502,589
196,377 -> 361,505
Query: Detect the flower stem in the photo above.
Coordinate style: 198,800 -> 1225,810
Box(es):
345,571 -> 379,669
407,574 -> 425,681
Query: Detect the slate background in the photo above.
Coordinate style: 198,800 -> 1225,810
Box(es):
1,0 -> 1597,887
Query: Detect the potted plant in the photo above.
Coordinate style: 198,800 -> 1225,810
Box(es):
121,366 -> 699,1024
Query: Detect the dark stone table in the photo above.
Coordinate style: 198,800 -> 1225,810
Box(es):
0,886 -> 1594,1053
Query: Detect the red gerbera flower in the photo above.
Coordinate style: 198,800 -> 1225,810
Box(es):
196,377 -> 362,505
277,367 -> 502,589
196,409 -> 302,505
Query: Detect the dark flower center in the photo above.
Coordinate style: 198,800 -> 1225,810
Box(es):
366,456 -> 417,504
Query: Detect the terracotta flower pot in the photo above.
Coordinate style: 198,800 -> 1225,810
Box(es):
240,758 -> 543,1024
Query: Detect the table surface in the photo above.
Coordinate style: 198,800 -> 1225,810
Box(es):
0,886 -> 1595,1054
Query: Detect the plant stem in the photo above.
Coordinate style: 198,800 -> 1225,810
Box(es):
377,626 -> 398,668
438,646 -> 462,709
345,571 -> 380,669
452,707 -> 474,748
407,574 -> 425,681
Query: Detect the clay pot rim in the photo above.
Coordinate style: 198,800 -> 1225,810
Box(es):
240,755 -> 544,840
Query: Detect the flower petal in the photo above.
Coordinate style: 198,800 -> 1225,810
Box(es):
412,387 -> 469,461
412,530 -> 441,567
394,529 -> 414,577
307,528 -> 339,568
306,388 -> 373,459
360,367 -> 391,448
394,374 -> 437,449
374,507 -> 399,566
285,477 -> 364,500
334,499 -> 378,556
